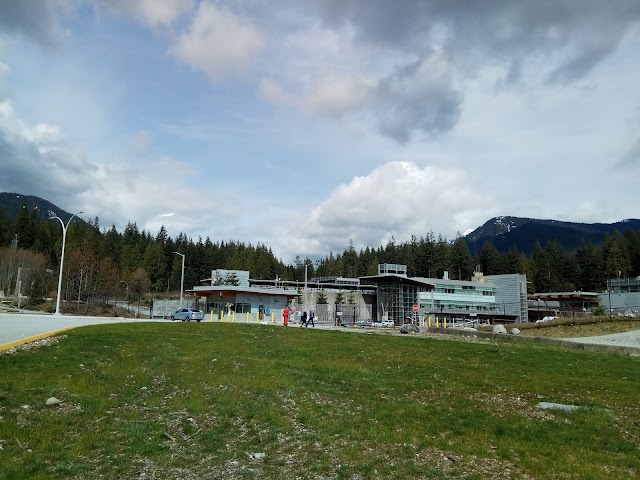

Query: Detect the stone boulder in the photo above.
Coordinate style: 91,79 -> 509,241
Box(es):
492,324 -> 508,335
510,328 -> 521,335
400,323 -> 420,334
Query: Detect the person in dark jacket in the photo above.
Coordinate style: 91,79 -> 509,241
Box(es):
300,311 -> 308,327
307,310 -> 315,327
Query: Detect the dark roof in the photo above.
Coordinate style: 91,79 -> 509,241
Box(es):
359,274 -> 435,289
528,292 -> 600,301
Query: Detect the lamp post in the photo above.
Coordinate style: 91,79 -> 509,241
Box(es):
304,262 -> 312,311
49,210 -> 83,316
120,280 -> 129,313
174,251 -> 185,308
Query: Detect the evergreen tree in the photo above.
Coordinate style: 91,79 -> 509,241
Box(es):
449,234 -> 473,280
576,240 -> 605,291
316,290 -> 328,304
477,241 -> 504,275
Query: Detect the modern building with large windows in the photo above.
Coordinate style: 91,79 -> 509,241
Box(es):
361,264 -> 529,324
185,265 -> 529,325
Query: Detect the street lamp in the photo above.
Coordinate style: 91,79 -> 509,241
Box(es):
49,210 -> 83,316
120,280 -> 129,313
304,262 -> 312,311
174,251 -> 185,308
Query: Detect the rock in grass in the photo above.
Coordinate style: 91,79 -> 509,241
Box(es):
493,324 -> 508,334
400,323 -> 420,334
510,328 -> 521,335
46,397 -> 62,406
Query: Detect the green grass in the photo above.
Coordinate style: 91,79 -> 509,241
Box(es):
0,323 -> 638,479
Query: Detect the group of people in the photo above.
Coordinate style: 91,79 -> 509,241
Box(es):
281,307 -> 315,328
300,310 -> 315,328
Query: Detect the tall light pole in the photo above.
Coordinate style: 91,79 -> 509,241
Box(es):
174,251 -> 185,308
49,210 -> 83,316
304,262 -> 312,311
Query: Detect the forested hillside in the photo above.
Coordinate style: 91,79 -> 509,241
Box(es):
1,201 -> 639,311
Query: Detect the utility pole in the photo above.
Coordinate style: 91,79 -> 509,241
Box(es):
174,252 -> 185,308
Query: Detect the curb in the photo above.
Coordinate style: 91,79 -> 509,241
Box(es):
0,326 -> 77,352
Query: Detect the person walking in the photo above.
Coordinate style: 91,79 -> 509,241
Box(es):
300,311 -> 308,327
283,307 -> 289,328
307,310 -> 315,328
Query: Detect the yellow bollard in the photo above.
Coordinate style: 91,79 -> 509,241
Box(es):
246,312 -> 249,323
210,311 -> 213,322
232,312 -> 236,323
444,317 -> 447,329
272,312 -> 275,323
428,315 -> 432,328
436,316 -> 439,328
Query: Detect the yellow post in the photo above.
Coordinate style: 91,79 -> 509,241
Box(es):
428,315 -> 432,328
444,317 -> 447,329
246,312 -> 249,323
272,312 -> 275,323
210,311 -> 213,322
436,316 -> 439,328
232,311 -> 236,323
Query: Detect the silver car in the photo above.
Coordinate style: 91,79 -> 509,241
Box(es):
171,308 -> 204,322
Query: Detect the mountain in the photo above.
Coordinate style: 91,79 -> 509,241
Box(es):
465,216 -> 640,254
0,192 -> 79,223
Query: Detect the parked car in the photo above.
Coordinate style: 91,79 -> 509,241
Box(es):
536,315 -> 558,323
171,308 -> 204,322
356,320 -> 373,328
381,320 -> 395,327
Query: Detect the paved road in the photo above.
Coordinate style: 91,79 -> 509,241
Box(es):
0,313 -> 167,348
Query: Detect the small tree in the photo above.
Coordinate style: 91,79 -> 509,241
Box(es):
130,267 -> 151,316
316,290 -> 328,304
223,272 -> 240,285
334,291 -> 344,305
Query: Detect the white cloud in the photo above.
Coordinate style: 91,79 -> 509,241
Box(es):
169,1 -> 265,82
281,161 -> 494,257
0,100 -> 254,241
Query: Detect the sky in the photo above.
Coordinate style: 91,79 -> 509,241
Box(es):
1,0 -> 639,263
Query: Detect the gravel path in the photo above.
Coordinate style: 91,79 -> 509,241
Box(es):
560,329 -> 640,349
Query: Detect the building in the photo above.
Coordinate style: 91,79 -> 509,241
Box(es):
189,269 -> 375,322
361,264 -> 529,325
360,264 -> 435,324
190,269 -> 296,320
481,273 -> 528,323
528,292 -> 600,320
187,265 -> 530,325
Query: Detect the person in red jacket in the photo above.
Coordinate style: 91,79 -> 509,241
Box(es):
282,307 -> 289,328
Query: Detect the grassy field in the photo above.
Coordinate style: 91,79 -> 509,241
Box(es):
0,323 -> 638,479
